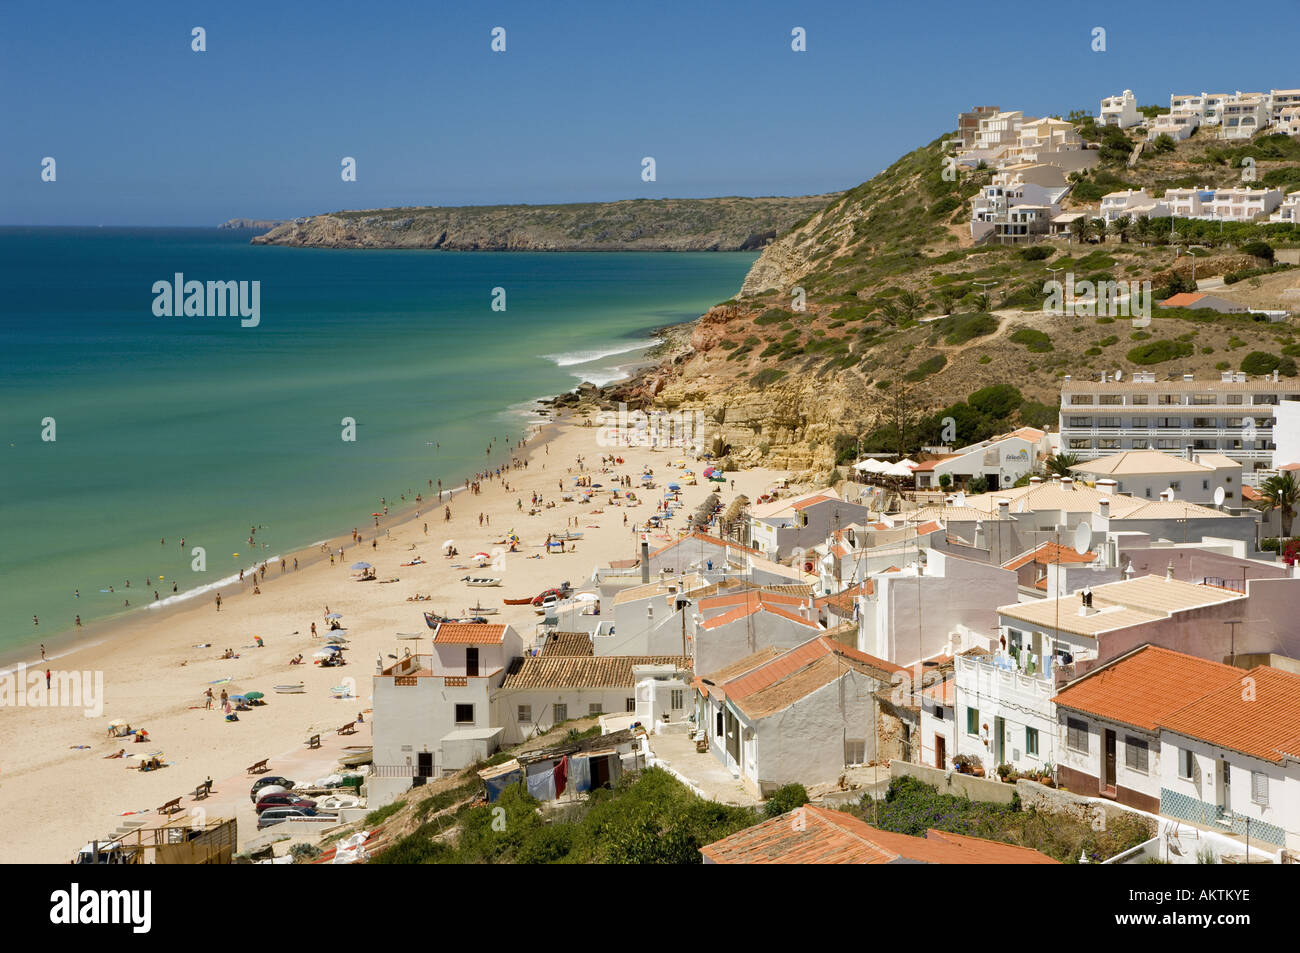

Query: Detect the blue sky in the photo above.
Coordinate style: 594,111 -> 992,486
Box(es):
4,0 -> 1298,225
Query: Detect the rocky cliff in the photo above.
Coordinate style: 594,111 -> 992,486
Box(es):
250,196 -> 837,251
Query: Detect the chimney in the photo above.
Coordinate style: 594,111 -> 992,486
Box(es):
1161,488 -> 1174,502
1097,478 -> 1118,494
997,500 -> 1010,518
1185,445 -> 1194,461
1166,562 -> 1175,581
1098,497 -> 1110,519
1029,476 -> 1043,485
1274,369 -> 1280,382
641,537 -> 650,583
1061,477 -> 1074,489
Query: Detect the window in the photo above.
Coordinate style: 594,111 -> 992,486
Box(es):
1099,439 -> 1120,450
1170,481 -> 1181,492
517,704 -> 532,723
935,705 -> 945,720
1226,394 -> 1243,405
1068,439 -> 1092,450
1100,395 -> 1123,405
1068,416 -> 1093,428
454,703 -> 474,724
715,711 -> 723,737
1252,771 -> 1269,806
1130,417 -> 1148,427
1131,395 -> 1149,405
1179,748 -> 1194,779
625,697 -> 636,712
588,703 -> 603,716
670,689 -> 684,710
1098,417 -> 1121,428
1125,736 -> 1149,773
845,739 -> 866,764
1067,717 -> 1088,753
553,703 -> 567,723
1026,727 -> 1039,756
966,706 -> 980,736
1070,395 -> 1095,405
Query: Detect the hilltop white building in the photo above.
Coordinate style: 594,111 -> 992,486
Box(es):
1100,89 -> 1140,129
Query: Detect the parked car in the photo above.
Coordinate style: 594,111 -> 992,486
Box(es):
531,584 -> 570,606
256,806 -> 333,830
254,793 -> 317,814
249,776 -> 295,802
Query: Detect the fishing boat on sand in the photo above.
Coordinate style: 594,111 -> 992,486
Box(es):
466,604 -> 499,615
503,596 -> 533,605
339,747 -> 372,768
461,576 -> 502,587
274,684 -> 305,694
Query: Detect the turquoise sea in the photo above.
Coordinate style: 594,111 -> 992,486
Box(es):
0,228 -> 754,659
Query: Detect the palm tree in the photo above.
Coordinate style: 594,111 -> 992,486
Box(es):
1044,452 -> 1080,478
1110,215 -> 1132,244
1259,471 -> 1299,538
1073,216 -> 1093,245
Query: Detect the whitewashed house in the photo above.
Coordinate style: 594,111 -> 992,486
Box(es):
368,622 -> 523,806
694,635 -> 903,796
1100,90 -> 1140,128
1051,644 -> 1240,813
692,589 -> 823,675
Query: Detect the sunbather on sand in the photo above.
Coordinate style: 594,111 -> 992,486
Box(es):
105,749 -> 126,759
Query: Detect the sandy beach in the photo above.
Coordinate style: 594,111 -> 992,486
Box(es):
0,412 -> 788,863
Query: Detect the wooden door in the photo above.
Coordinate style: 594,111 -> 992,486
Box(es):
466,647 -> 479,677
936,734 -> 947,769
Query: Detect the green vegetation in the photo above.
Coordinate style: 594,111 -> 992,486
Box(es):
1009,328 -> 1053,352
936,311 -> 999,345
905,353 -> 947,382
1128,339 -> 1194,365
373,768 -> 757,865
763,784 -> 810,818
856,775 -> 1152,864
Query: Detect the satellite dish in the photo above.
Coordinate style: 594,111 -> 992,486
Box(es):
955,491 -> 967,506
1073,521 -> 1093,555
1213,486 -> 1225,507
1114,369 -> 1124,381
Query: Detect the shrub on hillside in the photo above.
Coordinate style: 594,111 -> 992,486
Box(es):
1127,339 -> 1194,365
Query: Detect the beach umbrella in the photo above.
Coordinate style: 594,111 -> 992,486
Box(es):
109,718 -> 127,728
441,539 -> 455,550
371,512 -> 382,517
351,562 -> 372,570
668,483 -> 681,490
313,649 -> 338,659
576,592 -> 598,602
244,691 -> 264,700
230,695 -> 249,703
208,676 -> 233,686
325,612 -> 343,620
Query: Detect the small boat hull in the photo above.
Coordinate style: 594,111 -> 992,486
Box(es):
462,577 -> 502,587
274,684 -> 305,694
339,747 -> 373,768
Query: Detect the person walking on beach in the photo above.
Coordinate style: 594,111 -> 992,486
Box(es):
445,505 -> 451,522
204,687 -> 214,710
33,615 -> 38,628
46,669 -> 51,689
293,557 -> 298,570
311,622 -> 317,638
75,615 -> 81,626
215,593 -> 222,612
219,688 -> 228,708
173,581 -> 178,592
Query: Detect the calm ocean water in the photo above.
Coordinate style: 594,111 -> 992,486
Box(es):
0,227 -> 754,655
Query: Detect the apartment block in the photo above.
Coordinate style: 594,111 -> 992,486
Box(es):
1059,371 -> 1300,483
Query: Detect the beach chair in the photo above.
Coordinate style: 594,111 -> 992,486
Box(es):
246,758 -> 269,775
157,797 -> 181,816
336,722 -> 357,736
192,779 -> 212,800
305,733 -> 321,749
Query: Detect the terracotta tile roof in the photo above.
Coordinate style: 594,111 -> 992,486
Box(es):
698,589 -> 805,613
790,494 -> 837,511
1002,541 -> 1097,571
1158,665 -> 1300,763
1241,485 -> 1262,501
432,623 -> 509,644
650,532 -> 762,559
499,655 -> 690,690
700,806 -> 1059,864
701,636 -> 902,719
815,581 -> 872,613
1160,292 -> 1206,308
1052,645 -> 1240,732
538,631 -> 594,657
694,647 -> 786,699
698,599 -> 823,633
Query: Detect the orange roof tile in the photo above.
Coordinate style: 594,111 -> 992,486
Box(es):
649,532 -> 762,559
700,806 -> 1059,864
698,599 -> 822,632
1002,541 -> 1097,571
432,623 -> 508,644
1160,292 -> 1206,308
1052,645 -> 1240,732
1158,665 -> 1300,763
